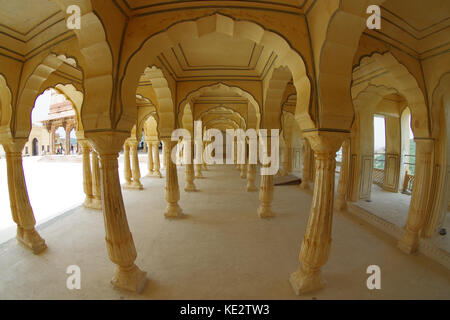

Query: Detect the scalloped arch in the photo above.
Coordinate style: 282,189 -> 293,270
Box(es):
0,74 -> 12,133
178,83 -> 260,126
197,105 -> 247,130
431,72 -> 450,138
203,117 -> 241,131
121,13 -> 311,135
354,52 -> 429,137
54,83 -> 84,132
318,0 -> 385,130
13,0 -> 114,136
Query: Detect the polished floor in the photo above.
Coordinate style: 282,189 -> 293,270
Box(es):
0,165 -> 449,299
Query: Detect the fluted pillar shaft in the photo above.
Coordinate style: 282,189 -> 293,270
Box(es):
283,141 -> 292,175
234,139 -> 240,170
88,132 -> 147,293
163,138 -> 183,218
65,128 -> 71,155
130,141 -> 143,189
123,143 -> 132,186
398,139 -> 434,254
202,141 -> 208,170
80,140 -> 94,208
185,141 -> 196,192
246,164 -> 257,192
240,163 -> 247,178
152,142 -> 162,177
50,127 -> 56,154
146,141 -> 153,176
300,138 -> 311,189
91,150 -> 102,209
335,139 -> 350,210
290,131 -> 345,295
257,137 -> 274,218
196,142 -> 204,177
258,170 -> 274,218
4,139 -> 46,254
246,138 -> 257,191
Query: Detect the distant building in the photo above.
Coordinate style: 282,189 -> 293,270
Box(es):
22,90 -> 78,157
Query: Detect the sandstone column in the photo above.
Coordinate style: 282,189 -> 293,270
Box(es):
246,137 -> 257,191
65,127 -> 71,155
80,140 -> 94,208
162,138 -> 183,218
240,163 -> 247,179
4,139 -> 47,254
89,132 -> 147,292
281,143 -> 290,176
257,136 -> 274,218
123,142 -> 132,187
161,141 -> 166,171
195,164 -> 203,178
398,139 -> 434,254
50,127 -> 56,154
146,141 -> 153,177
129,141 -> 143,190
335,139 -> 350,210
300,138 -> 311,189
185,141 -> 196,192
202,141 -> 208,170
152,141 -> 162,178
195,141 -> 204,178
91,150 -> 102,210
290,131 -> 345,295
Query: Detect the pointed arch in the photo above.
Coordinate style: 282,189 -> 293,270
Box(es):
353,52 -> 429,138
121,13 -> 312,135
315,0 -> 385,130
0,74 -> 12,137
51,0 -> 114,132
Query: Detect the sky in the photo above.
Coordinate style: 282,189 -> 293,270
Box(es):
374,115 -> 413,152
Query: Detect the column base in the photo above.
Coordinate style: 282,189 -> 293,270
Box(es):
334,196 -> 347,211
397,230 -> 419,254
83,197 -> 93,208
289,267 -> 326,295
146,171 -> 162,178
88,198 -> 102,210
195,174 -> 204,179
165,203 -> 183,218
246,184 -> 258,192
184,184 -> 197,192
257,205 -> 275,218
299,180 -> 309,190
240,173 -> 247,179
153,171 -> 162,178
111,264 -> 148,293
17,227 -> 47,254
123,183 -> 144,190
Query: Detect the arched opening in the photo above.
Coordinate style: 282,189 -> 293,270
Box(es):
32,138 -> 39,156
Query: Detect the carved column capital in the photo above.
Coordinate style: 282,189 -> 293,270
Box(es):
87,130 -> 130,155
303,131 -> 348,155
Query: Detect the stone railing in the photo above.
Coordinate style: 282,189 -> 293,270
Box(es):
401,171 -> 414,195
372,168 -> 384,186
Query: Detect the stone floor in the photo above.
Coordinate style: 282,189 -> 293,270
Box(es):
0,164 -> 449,299
354,184 -> 450,252
0,153 -> 150,243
